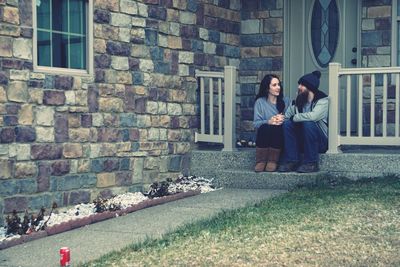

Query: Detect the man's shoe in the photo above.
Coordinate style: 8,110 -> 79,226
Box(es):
296,163 -> 319,173
277,162 -> 298,172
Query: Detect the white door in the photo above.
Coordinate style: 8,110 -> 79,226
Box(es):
284,0 -> 360,131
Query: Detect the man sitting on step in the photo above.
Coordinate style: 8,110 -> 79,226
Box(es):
278,70 -> 329,173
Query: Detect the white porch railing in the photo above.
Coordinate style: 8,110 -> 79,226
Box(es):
328,62 -> 400,153
194,66 -> 237,151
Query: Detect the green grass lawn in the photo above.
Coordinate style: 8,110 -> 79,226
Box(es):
81,176 -> 400,267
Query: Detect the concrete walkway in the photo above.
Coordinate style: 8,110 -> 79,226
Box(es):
0,189 -> 285,267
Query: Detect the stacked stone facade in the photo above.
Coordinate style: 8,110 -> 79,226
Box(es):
239,0 -> 283,141
361,0 -> 396,135
0,0 -> 241,224
361,0 -> 391,67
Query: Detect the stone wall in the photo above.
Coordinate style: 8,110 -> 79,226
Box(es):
0,0 -> 241,225
361,0 -> 392,68
238,0 -> 283,141
360,0 -> 396,135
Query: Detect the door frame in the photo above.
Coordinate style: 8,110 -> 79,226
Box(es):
283,0 -> 362,98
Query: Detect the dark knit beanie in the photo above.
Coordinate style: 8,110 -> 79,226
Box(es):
298,70 -> 321,94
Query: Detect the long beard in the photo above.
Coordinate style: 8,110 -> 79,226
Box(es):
295,91 -> 309,113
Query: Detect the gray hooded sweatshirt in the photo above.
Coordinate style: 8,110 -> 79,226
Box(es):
284,96 -> 329,138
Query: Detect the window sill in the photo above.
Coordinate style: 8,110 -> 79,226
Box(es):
34,66 -> 93,78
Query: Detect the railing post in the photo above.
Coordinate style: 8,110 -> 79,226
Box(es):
327,62 -> 341,153
222,66 -> 237,152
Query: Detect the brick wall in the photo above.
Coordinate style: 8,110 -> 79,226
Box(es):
0,0 -> 241,224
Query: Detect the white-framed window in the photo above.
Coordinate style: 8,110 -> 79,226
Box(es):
33,0 -> 93,75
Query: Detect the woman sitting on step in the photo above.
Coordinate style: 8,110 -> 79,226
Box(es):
253,74 -> 290,172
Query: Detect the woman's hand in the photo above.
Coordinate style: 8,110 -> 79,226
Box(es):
268,114 -> 285,125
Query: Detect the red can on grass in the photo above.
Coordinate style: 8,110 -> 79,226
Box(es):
60,247 -> 70,266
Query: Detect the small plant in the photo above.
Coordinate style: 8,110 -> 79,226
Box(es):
93,197 -> 122,213
93,198 -> 108,213
5,210 -> 23,236
42,202 -> 58,229
145,180 -> 172,198
4,202 -> 58,237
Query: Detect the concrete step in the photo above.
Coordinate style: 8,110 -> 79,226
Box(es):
190,149 -> 400,180
319,153 -> 400,178
214,169 -> 326,190
190,149 -> 255,171
190,149 -> 400,190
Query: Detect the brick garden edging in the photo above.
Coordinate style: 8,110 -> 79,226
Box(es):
0,190 -> 200,250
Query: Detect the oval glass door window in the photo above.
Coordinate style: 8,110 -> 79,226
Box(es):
311,0 -> 339,68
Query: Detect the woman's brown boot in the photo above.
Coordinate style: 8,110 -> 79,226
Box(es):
265,148 -> 281,172
255,147 -> 269,172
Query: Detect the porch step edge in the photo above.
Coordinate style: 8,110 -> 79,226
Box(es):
215,169 -> 327,190
191,150 -> 400,175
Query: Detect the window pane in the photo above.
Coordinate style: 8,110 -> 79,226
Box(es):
52,0 -> 68,32
36,0 -> 88,70
398,0 -> 400,16
311,0 -> 339,68
70,36 -> 86,69
70,0 -> 86,34
52,32 -> 69,68
398,22 -> 400,65
37,0 -> 51,29
38,30 -> 51,66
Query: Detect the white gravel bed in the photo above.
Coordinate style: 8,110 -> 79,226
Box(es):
0,176 -> 217,243
44,192 -> 148,227
168,176 -> 218,194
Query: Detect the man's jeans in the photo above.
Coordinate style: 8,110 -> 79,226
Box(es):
282,120 -> 328,163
